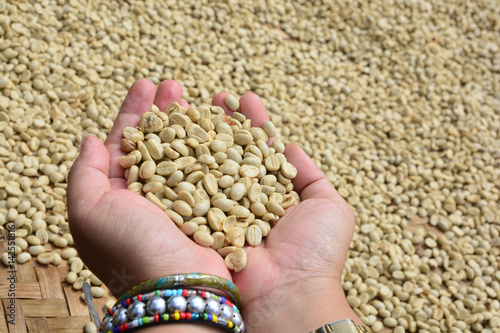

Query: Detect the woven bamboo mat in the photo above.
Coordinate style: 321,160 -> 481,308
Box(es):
0,233 -> 111,333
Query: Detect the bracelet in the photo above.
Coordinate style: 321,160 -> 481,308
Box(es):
111,288 -> 239,315
101,288 -> 244,333
116,273 -> 242,309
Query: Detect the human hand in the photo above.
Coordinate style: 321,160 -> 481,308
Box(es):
67,79 -> 231,298
68,78 -> 361,333
211,93 -> 363,332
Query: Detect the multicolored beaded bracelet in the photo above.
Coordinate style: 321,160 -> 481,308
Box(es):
116,273 -> 242,309
102,310 -> 243,333
101,288 -> 244,333
110,288 -> 240,315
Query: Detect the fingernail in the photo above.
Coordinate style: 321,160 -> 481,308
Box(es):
80,132 -> 90,150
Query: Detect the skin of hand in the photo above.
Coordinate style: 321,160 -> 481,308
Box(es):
67,78 -> 362,333
211,93 -> 363,332
67,79 -> 231,299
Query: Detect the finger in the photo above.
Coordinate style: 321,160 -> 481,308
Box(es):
284,143 -> 343,201
212,92 -> 234,116
238,92 -> 269,128
212,92 -> 271,127
214,92 -> 277,146
213,92 -> 270,127
180,101 -> 190,109
106,78 -> 156,146
154,80 -> 184,112
105,79 -> 156,181
67,135 -> 112,223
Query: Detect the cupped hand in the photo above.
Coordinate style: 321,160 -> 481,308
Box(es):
212,93 -> 362,332
67,79 -> 231,297
68,79 -> 360,332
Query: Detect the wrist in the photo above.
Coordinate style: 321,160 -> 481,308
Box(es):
243,278 -> 362,332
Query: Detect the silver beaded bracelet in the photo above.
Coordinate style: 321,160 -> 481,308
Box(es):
101,288 -> 244,333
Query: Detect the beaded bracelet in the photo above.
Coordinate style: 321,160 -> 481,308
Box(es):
116,273 -> 242,309
101,288 -> 244,333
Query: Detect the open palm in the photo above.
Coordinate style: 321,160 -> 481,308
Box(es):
67,79 -> 230,297
212,92 -> 361,332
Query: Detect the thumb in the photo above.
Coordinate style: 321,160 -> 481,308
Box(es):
284,143 -> 355,224
284,143 -> 341,201
67,134 -> 111,223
